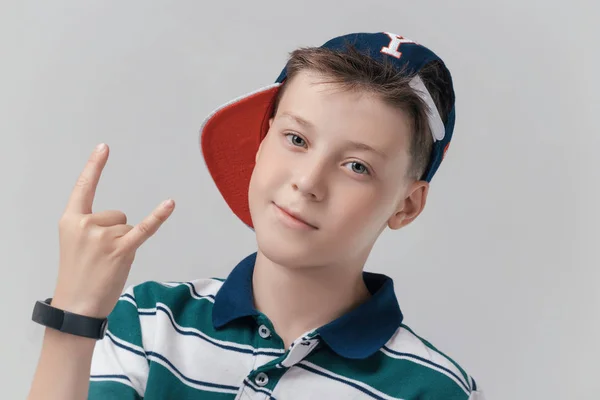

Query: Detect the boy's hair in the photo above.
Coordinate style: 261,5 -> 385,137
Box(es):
271,45 -> 455,181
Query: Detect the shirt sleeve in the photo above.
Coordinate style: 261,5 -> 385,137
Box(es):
88,285 -> 150,399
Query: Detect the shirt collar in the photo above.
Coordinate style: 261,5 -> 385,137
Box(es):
212,252 -> 404,359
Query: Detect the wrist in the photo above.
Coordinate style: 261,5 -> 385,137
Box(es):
49,295 -> 107,319
32,298 -> 109,340
43,323 -> 98,347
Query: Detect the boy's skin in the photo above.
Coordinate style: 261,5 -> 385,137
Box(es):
27,70 -> 429,398
251,70 -> 428,348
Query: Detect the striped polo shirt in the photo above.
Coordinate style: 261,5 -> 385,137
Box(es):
89,252 -> 485,399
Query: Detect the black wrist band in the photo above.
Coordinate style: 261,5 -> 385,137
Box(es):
31,298 -> 108,340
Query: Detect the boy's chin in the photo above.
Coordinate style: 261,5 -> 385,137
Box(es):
256,235 -> 330,269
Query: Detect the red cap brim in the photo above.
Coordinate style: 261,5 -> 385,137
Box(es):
200,84 -> 281,228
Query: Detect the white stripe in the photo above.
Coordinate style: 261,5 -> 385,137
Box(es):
90,375 -> 137,391
90,331 -> 149,397
273,361 -> 403,400
137,307 -> 158,352
158,282 -> 179,287
383,326 -> 470,394
147,353 -> 239,395
118,295 -> 137,308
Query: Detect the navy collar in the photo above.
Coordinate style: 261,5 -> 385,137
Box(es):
212,252 -> 404,359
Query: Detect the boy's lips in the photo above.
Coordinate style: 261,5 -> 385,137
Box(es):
272,202 -> 318,230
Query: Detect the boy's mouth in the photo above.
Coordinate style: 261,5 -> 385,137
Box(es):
272,202 -> 319,230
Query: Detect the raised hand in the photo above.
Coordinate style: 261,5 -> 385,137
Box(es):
51,143 -> 175,318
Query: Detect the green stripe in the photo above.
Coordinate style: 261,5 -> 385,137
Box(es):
89,380 -> 142,399
107,297 -> 144,349
400,324 -> 470,388
307,347 -> 469,399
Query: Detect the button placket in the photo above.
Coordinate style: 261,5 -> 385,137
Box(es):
280,338 -> 320,368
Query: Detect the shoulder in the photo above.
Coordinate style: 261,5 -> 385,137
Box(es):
105,277 -> 226,345
382,323 -> 485,399
122,277 -> 227,311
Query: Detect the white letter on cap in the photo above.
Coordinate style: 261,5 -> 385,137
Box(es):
381,32 -> 416,59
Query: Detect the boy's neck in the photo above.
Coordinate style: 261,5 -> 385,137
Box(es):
252,250 -> 372,350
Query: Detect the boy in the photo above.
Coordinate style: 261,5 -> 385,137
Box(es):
28,32 -> 485,399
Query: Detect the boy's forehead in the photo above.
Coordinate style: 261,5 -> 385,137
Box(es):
278,72 -> 409,132
279,70 -> 354,98
276,72 -> 374,118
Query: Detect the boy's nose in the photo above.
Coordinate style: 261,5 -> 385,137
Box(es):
290,160 -> 327,202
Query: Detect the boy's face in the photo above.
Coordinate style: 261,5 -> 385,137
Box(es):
248,70 -> 428,269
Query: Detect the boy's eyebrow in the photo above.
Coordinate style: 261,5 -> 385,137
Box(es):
279,112 -> 315,130
345,140 -> 388,159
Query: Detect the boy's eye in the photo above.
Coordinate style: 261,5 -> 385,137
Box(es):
285,133 -> 306,148
284,133 -> 370,176
344,161 -> 370,175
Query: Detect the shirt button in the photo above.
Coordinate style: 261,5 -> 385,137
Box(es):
255,372 -> 269,387
258,325 -> 271,339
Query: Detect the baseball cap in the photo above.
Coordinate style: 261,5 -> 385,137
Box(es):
199,32 -> 456,228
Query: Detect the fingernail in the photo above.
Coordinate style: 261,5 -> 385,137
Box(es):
95,143 -> 106,152
162,199 -> 174,208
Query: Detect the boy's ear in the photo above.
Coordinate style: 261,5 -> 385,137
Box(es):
388,181 -> 429,230
256,118 -> 274,163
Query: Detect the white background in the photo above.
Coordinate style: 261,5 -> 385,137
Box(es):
1,1 -> 598,398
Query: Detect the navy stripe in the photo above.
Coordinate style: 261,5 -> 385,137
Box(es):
90,374 -> 131,382
184,282 -> 216,300
105,332 -> 147,358
472,377 -> 477,391
297,363 -> 386,400
382,346 -> 470,393
243,378 -> 273,397
139,310 -> 156,316
154,305 -> 283,357
147,351 -> 239,391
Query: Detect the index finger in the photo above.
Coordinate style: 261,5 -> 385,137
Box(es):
65,143 -> 109,215
119,199 -> 175,251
